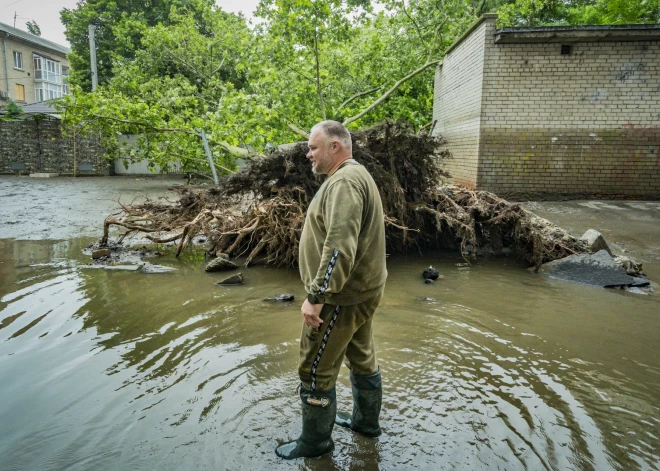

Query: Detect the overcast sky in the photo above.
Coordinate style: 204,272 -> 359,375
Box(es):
0,0 -> 260,47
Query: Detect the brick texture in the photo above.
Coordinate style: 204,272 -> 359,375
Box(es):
434,16 -> 660,199
0,38 -> 70,106
432,20 -> 488,189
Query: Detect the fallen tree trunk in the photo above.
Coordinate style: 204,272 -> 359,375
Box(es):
100,121 -> 587,268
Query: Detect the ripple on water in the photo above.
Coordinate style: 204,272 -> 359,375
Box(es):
0,241 -> 659,470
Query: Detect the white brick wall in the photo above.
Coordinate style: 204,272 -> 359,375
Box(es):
432,19 -> 489,188
433,15 -> 660,197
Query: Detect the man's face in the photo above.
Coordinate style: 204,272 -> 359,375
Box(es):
306,129 -> 333,175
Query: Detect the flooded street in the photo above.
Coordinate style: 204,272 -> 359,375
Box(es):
1,176 -> 659,470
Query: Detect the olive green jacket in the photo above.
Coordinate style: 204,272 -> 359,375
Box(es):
299,160 -> 387,305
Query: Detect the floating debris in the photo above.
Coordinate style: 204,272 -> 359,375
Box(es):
205,257 -> 239,272
216,273 -> 244,285
422,266 -> 439,280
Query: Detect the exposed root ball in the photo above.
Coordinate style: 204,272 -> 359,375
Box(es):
101,121 -> 586,268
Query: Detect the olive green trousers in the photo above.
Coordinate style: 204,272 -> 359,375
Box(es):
299,293 -> 382,392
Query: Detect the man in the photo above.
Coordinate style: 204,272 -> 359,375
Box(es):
275,121 -> 388,460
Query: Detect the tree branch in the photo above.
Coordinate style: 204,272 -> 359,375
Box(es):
89,113 -> 258,159
90,114 -> 197,134
164,49 -> 210,81
343,60 -> 442,127
402,0 -> 431,59
338,86 -> 382,110
288,123 -> 309,138
313,30 -> 326,120
281,62 -> 317,85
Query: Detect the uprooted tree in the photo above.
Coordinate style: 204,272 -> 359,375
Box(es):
100,122 -> 587,269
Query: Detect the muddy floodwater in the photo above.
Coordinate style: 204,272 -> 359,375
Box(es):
1,176 -> 659,470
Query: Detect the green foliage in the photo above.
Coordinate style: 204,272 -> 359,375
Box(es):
26,20 -> 41,36
60,0 -> 500,175
60,0 -> 217,91
3,99 -> 24,118
497,0 -> 660,26
63,0 -> 657,179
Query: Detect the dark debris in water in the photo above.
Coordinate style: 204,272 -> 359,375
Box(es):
422,266 -> 439,280
263,294 -> 295,302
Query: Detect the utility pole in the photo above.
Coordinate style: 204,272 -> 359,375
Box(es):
88,25 -> 98,91
199,130 -> 219,185
13,12 -> 16,28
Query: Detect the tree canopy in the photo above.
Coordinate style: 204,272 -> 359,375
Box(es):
59,0 -> 660,177
60,0 -> 217,91
498,0 -> 660,26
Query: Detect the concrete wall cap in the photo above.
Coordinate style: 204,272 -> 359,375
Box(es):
444,14 -> 498,57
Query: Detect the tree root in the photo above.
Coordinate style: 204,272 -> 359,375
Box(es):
97,121 -> 588,267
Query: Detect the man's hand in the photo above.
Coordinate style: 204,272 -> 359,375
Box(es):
301,299 -> 323,328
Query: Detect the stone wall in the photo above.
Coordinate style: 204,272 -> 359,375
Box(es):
432,15 -> 492,188
478,17 -> 660,198
0,119 -> 108,175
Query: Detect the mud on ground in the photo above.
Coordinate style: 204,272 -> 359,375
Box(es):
1,174 -> 658,282
0,175 -> 185,241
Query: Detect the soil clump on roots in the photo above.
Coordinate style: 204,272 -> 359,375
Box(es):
100,121 -> 587,269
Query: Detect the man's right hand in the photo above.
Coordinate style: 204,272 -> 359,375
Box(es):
301,299 -> 323,328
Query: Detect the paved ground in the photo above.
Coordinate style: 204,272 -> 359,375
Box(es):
0,175 -> 184,241
522,200 -> 660,282
1,174 -> 658,280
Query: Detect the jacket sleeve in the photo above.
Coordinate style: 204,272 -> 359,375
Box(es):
308,178 -> 364,303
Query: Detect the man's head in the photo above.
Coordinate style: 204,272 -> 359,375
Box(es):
307,120 -> 353,175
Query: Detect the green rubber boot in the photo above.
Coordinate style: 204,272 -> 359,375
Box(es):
335,369 -> 382,437
275,386 -> 336,460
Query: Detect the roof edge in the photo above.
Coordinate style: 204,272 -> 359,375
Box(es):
495,23 -> 660,44
0,22 -> 70,55
444,14 -> 498,57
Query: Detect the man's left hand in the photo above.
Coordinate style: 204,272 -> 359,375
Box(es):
301,299 -> 323,328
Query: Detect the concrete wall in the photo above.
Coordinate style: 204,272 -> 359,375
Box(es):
478,19 -> 660,198
0,38 -> 69,105
114,134 -> 184,175
432,16 -> 491,188
0,120 -> 108,175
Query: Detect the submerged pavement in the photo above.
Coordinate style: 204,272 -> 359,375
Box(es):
0,176 -> 659,470
523,200 -> 660,283
0,175 -> 183,241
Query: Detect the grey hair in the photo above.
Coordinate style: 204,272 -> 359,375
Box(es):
311,120 -> 352,153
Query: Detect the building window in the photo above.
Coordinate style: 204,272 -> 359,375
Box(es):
33,54 -> 64,100
13,51 -> 23,69
33,55 -> 61,83
62,66 -> 70,95
35,82 -> 63,101
15,84 -> 25,101
561,45 -> 572,55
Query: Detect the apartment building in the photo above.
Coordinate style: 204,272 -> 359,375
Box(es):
0,22 -> 70,106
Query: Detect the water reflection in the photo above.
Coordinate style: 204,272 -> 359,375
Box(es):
0,238 -> 658,470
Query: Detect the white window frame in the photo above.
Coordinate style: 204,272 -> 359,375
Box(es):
13,51 -> 23,70
62,66 -> 70,95
33,56 -> 42,79
33,54 -> 61,84
33,54 -> 65,101
35,82 -> 63,102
